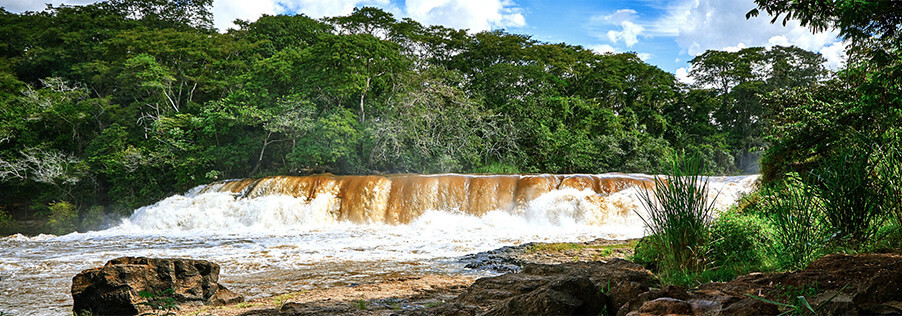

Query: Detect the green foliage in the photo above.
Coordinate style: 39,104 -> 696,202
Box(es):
630,237 -> 661,272
137,288 -> 179,316
875,132 -> 902,232
354,299 -> 367,311
759,174 -> 827,270
636,154 -> 715,275
746,283 -> 848,316
473,161 -> 520,174
0,208 -> 17,235
47,201 -> 77,235
0,2 -> 831,230
813,140 -> 887,245
707,210 -> 774,276
634,208 -> 778,286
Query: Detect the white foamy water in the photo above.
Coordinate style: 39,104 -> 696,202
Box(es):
0,174 -> 757,315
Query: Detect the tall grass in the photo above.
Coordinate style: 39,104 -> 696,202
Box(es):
814,143 -> 886,245
636,155 -> 716,274
761,175 -> 826,270
875,134 -> 902,233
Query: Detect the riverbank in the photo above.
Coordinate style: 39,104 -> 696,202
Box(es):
178,238 -> 639,315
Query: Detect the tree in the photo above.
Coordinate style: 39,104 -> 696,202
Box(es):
750,0 -> 902,181
235,14 -> 332,57
689,45 -> 826,172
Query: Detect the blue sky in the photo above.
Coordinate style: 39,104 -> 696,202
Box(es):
5,0 -> 846,81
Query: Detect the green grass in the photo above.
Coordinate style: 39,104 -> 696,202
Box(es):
527,240 -> 637,253
636,154 -> 715,276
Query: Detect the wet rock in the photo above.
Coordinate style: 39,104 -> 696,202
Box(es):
71,257 -> 243,315
460,245 -> 526,273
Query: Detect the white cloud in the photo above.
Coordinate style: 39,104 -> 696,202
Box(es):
213,0 -> 278,31
591,9 -> 645,47
588,44 -> 616,54
675,67 -> 694,84
767,35 -> 790,47
604,9 -> 638,24
2,0 -> 100,12
722,42 -> 747,52
657,0 -> 841,56
276,0 -> 394,19
404,0 -> 525,32
637,52 -> 652,61
819,40 -> 847,69
2,0 -> 525,34
607,21 -> 644,47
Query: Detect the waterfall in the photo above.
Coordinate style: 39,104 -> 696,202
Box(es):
119,173 -> 757,232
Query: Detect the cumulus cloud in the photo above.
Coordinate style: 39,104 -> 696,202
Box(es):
656,0 -> 845,67
588,44 -> 616,54
213,0 -> 278,31
276,0 -> 395,19
5,0 -> 524,34
675,67 -> 694,84
404,0 -> 525,32
590,9 -> 645,47
818,40 -> 848,69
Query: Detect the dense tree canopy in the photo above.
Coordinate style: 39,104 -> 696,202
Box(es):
0,0 -> 836,227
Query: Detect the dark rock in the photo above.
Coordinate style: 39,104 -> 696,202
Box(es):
278,302 -> 355,316
460,245 -> 527,273
425,260 -> 658,315
619,285 -> 691,316
72,257 -> 243,315
637,297 -> 692,315
484,276 -> 606,316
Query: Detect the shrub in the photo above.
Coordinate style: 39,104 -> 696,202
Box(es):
636,154 -> 716,275
814,142 -> 886,245
875,132 -> 902,235
707,210 -> 774,275
47,201 -> 77,235
760,175 -> 827,270
0,208 -> 17,235
630,237 -> 661,272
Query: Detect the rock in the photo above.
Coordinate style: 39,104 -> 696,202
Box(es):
619,251 -> 902,316
636,297 -> 692,316
484,277 -> 606,316
72,257 -> 243,315
619,285 -> 691,316
424,260 -> 658,315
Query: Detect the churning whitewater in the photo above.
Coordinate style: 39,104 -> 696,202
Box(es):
0,173 -> 757,315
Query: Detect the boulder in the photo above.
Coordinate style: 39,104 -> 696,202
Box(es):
484,277 -> 606,316
423,259 -> 658,315
72,257 -> 243,315
620,251 -> 902,315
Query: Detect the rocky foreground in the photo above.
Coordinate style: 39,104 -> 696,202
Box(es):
74,240 -> 902,315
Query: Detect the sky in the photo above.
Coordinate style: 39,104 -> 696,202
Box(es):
3,0 -> 847,82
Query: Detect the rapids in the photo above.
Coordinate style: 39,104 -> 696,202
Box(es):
0,173 -> 757,315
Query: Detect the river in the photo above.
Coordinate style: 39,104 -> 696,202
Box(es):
0,173 -> 757,315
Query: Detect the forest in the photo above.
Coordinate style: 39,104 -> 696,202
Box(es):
0,0 -> 896,239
